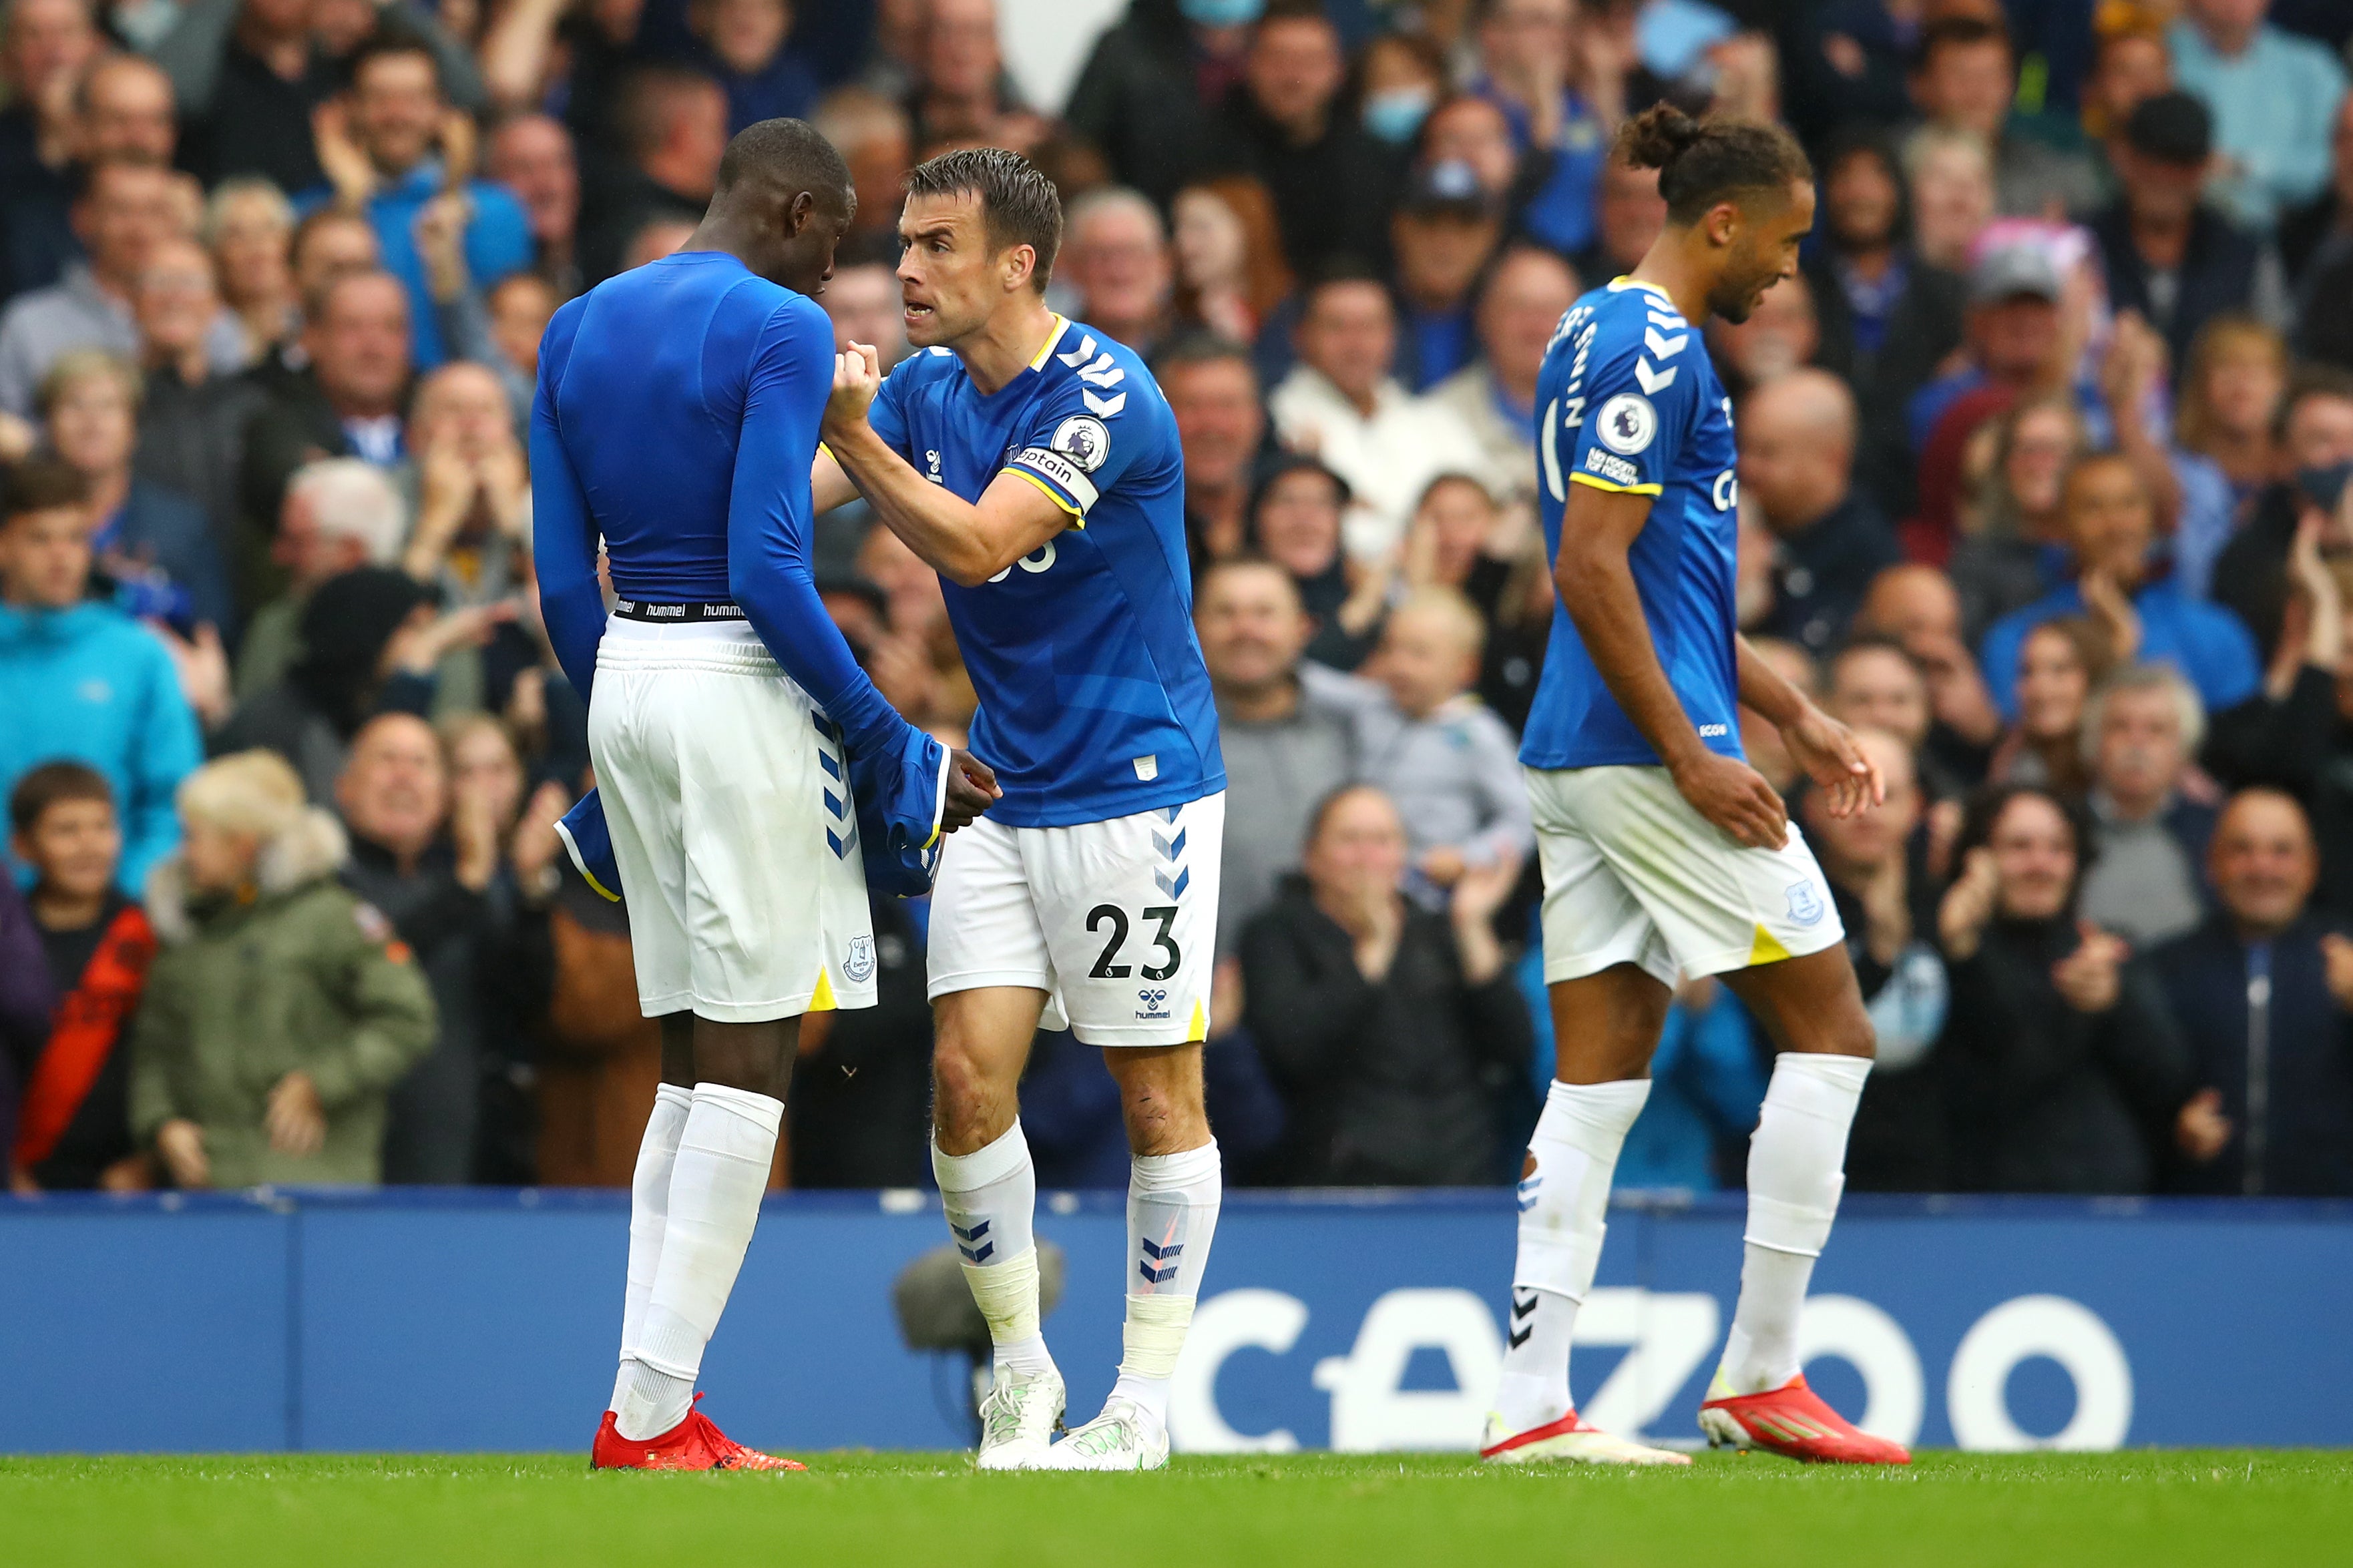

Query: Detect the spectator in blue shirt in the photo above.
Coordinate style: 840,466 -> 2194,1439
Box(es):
2170,0 -> 2348,233
299,34 -> 530,370
1470,0 -> 1609,258
0,458 -> 201,892
686,0 -> 820,132
1981,451 -> 2262,723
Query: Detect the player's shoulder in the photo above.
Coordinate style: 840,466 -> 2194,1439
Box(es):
1569,278 -> 1702,397
1039,318 -> 1165,416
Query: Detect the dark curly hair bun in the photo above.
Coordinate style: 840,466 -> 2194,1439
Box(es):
1613,101 -> 1811,226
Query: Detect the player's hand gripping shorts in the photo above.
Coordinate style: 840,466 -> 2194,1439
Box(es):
588,615 -> 877,1021
1525,764 -> 1844,988
926,792 -> 1225,1045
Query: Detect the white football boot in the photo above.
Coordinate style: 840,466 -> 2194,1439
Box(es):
1479,1408 -> 1692,1466
974,1365 -> 1066,1471
1040,1397 -> 1170,1471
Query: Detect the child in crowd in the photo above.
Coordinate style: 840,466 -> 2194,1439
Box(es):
8,762 -> 154,1192
1309,587 -> 1534,906
132,750 -> 435,1190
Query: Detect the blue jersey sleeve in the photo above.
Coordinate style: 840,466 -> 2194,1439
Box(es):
1557,294 -> 1703,499
728,298 -> 909,756
529,300 -> 605,702
1002,330 -> 1150,523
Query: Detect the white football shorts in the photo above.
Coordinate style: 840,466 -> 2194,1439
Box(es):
927,792 -> 1225,1046
588,615 -> 877,1023
1525,763 -> 1844,988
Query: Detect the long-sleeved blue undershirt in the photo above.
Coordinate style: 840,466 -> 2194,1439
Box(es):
530,250 -> 905,756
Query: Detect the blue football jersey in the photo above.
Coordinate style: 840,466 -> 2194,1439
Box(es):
1519,277 -> 1743,771
867,317 -> 1225,827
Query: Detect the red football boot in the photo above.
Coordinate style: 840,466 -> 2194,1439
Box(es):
1699,1374 -> 1912,1464
592,1394 -> 806,1472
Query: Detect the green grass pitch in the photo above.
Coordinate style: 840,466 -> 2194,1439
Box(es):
7,1451 -> 2349,1567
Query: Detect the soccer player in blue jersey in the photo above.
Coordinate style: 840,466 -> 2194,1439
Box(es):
1484,105 -> 1912,1468
815,149 -> 1225,1471
533,119 -> 995,1472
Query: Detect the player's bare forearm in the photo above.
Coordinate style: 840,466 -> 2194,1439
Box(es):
821,418 -> 1068,587
1554,487 -> 1709,773
1735,634 -> 1810,728
811,447 -> 860,515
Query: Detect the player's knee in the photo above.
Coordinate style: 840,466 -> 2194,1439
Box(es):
1799,1002 -> 1877,1063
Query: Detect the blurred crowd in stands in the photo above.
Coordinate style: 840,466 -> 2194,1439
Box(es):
3,0 -> 2352,1200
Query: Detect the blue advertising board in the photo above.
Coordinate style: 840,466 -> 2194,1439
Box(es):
1,1190 -> 2347,1453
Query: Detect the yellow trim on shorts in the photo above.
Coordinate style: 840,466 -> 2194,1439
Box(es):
1748,925 -> 1793,965
809,967 -> 838,1012
1568,472 -> 1665,496
1186,998 -> 1208,1043
1002,465 -> 1087,525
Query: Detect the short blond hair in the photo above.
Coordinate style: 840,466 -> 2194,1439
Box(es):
177,749 -> 306,839
1387,584 -> 1488,658
37,346 -> 141,420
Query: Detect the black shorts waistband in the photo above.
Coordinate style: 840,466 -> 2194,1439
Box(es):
612,599 -> 747,623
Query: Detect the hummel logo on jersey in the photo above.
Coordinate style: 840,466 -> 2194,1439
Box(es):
1136,987 -> 1170,1021
1138,1235 -> 1183,1286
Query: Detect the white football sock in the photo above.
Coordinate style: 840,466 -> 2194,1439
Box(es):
612,1082 -> 782,1441
1494,1078 -> 1651,1434
1720,1053 -> 1871,1396
1110,1139 -> 1221,1426
935,1120 -> 1056,1380
609,1083 -> 692,1417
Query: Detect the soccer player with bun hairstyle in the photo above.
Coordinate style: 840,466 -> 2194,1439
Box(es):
1484,103 -> 1912,1470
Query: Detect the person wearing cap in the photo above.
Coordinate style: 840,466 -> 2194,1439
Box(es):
2169,0 -> 2348,234
1904,241 -> 2070,460
2090,89 -> 2290,377
1388,160 -> 1504,392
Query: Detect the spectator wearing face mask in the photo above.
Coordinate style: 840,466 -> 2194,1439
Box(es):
2076,664 -> 2218,947
1067,0 -> 1261,213
2211,367 -> 2353,661
2158,787 -> 2353,1197
1936,783 -> 2193,1194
